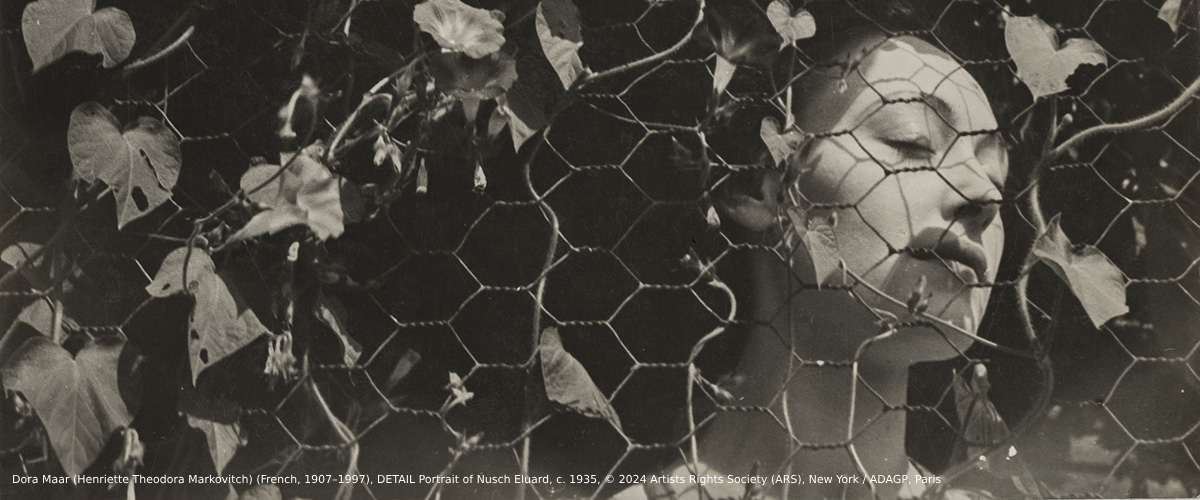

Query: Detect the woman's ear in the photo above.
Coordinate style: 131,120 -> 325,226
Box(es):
717,167 -> 783,232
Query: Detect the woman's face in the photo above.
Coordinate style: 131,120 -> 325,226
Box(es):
791,35 -> 1007,362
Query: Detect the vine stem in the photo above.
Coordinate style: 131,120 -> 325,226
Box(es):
1049,73 -> 1200,160
122,26 -> 195,75
576,0 -> 705,89
306,378 -> 359,500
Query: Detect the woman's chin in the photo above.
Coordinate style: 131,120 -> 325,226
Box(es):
853,260 -> 988,364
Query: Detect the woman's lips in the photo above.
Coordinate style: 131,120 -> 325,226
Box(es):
907,228 -> 989,283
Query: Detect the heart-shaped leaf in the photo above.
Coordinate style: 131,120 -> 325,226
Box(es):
1033,214 -> 1129,328
145,247 -> 215,298
539,327 -> 621,430
1004,15 -> 1107,99
766,1 -> 816,47
536,0 -> 585,89
760,116 -> 804,167
2,336 -> 141,476
148,248 -> 270,383
21,0 -> 135,72
68,102 -> 182,228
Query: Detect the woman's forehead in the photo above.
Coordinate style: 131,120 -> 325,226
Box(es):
859,37 -> 997,130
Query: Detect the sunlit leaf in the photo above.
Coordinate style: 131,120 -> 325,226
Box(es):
2,336 -> 141,476
766,1 -> 815,47
1,242 -> 50,289
539,326 -> 622,430
760,116 -> 803,167
145,246 -> 215,298
21,0 -> 135,72
230,149 -> 345,242
67,102 -> 181,228
1004,15 -> 1106,99
413,0 -> 505,59
713,55 -> 737,96
10,298 -> 77,339
1159,0 -> 1183,33
1033,214 -> 1129,328
787,206 -> 842,287
148,248 -> 270,383
536,0 -> 585,89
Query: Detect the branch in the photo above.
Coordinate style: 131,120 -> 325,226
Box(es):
1049,73 -> 1200,160
576,0 -> 705,89
122,26 -> 195,75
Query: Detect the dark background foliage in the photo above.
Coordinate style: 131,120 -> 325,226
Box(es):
1,0 -> 1199,499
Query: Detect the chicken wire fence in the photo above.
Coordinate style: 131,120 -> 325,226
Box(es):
1,0 -> 1199,499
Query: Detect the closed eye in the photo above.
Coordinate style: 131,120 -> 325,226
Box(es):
883,137 -> 935,158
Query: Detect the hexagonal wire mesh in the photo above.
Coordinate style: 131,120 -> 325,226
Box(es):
1,0 -> 1199,499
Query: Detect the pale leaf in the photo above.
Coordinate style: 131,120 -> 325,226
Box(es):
787,206 -> 842,287
713,55 -> 737,96
539,327 -> 621,430
188,268 -> 270,383
1033,214 -> 1129,328
760,116 -> 803,167
2,336 -> 140,476
766,1 -> 816,46
146,247 -> 217,298
1159,0 -> 1183,33
22,0 -> 135,72
68,102 -> 181,228
536,0 -> 585,89
1005,16 -> 1106,99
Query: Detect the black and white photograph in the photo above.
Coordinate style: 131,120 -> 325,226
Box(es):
1,0 -> 1199,498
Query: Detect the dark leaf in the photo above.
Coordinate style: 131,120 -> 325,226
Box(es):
21,0 -> 135,72
429,52 -> 518,100
179,376 -> 245,474
1033,214 -> 1129,328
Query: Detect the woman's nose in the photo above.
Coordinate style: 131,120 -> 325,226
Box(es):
941,158 -> 1002,232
